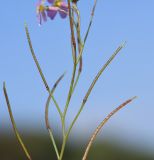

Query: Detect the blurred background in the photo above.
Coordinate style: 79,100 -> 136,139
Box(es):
0,0 -> 154,159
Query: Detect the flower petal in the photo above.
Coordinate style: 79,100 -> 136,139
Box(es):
47,0 -> 55,4
60,2 -> 68,9
47,7 -> 58,19
59,2 -> 68,18
58,9 -> 67,18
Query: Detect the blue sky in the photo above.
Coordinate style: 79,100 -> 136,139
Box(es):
0,0 -> 154,153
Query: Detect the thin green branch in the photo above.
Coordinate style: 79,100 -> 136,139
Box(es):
67,42 -> 126,139
67,0 -> 77,62
48,129 -> 59,159
58,43 -> 126,160
83,42 -> 126,103
72,71 -> 80,92
82,96 -> 137,160
45,72 -> 65,159
62,62 -> 76,131
58,135 -> 67,160
3,82 -> 32,160
59,6 -> 83,160
71,5 -> 82,93
76,0 -> 98,64
59,2 -> 78,159
24,24 -> 62,117
45,72 -> 66,129
63,1 -> 78,125
25,24 -> 49,92
72,4 -> 83,72
84,0 -> 98,44
63,4 -> 83,120
58,9 -> 83,160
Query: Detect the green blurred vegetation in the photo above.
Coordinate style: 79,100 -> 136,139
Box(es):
0,131 -> 153,160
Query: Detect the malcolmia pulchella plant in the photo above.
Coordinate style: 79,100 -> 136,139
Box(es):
3,0 -> 137,160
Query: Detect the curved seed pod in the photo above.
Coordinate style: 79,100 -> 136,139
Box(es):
82,96 -> 137,160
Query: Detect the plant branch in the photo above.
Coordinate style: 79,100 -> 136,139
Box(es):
3,82 -> 32,160
82,96 -> 137,160
63,1 -> 78,124
84,0 -> 98,44
25,24 -> 49,92
76,0 -> 98,64
45,72 -> 65,159
24,24 -> 62,117
67,42 -> 126,138
45,72 -> 65,129
59,2 -> 78,159
67,0 -> 77,62
69,5 -> 83,94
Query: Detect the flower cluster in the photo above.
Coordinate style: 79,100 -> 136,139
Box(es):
37,0 -> 68,25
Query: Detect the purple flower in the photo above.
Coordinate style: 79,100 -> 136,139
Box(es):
36,0 -> 47,25
47,0 -> 68,20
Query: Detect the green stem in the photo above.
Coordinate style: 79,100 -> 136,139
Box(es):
3,82 -> 32,160
72,71 -> 80,92
48,129 -> 60,159
45,93 -> 61,159
59,1 -> 78,159
63,0 -> 77,125
76,46 -> 84,65
24,24 -> 62,118
76,0 -> 98,64
73,4 -> 83,73
59,136 -> 67,160
45,73 -> 65,159
84,0 -> 98,44
63,62 -> 77,118
67,43 -> 126,138
51,95 -> 63,119
61,62 -> 77,147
